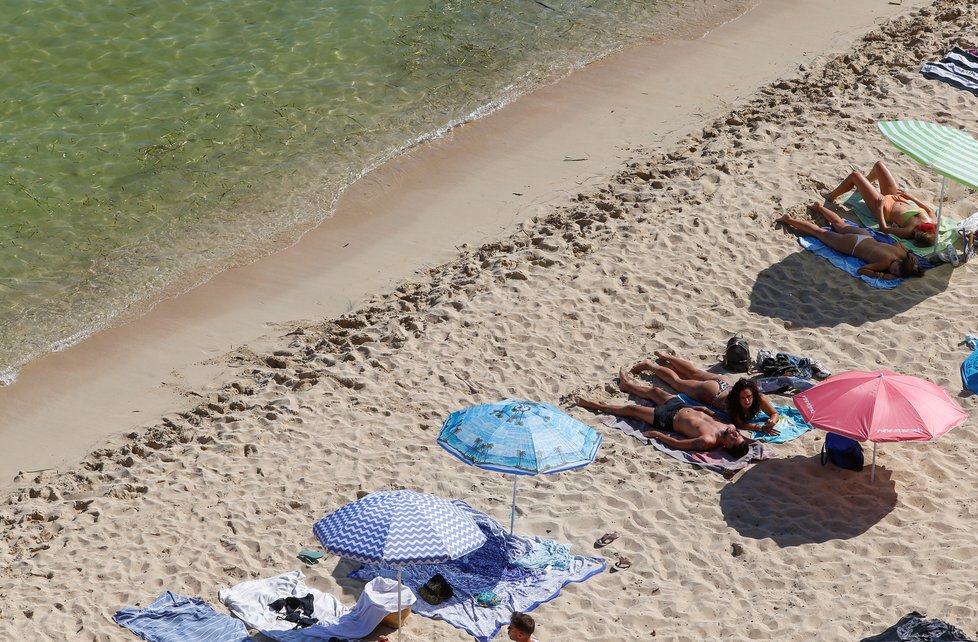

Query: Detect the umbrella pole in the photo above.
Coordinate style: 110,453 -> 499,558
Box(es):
510,475 -> 518,535
933,175 -> 947,257
871,442 -> 877,484
396,567 -> 403,642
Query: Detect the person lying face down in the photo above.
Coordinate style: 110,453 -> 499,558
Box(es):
778,203 -> 925,280
577,368 -> 752,458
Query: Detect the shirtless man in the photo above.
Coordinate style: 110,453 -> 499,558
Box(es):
577,368 -> 752,458
778,203 -> 925,280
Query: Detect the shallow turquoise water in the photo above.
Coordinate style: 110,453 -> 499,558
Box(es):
0,0 -> 708,380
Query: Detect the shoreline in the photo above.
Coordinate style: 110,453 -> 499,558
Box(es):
4,0 -> 978,640
0,0 -> 927,489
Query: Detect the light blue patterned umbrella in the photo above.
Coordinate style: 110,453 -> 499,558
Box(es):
437,399 -> 602,533
313,490 -> 486,637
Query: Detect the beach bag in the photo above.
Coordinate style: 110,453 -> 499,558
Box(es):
723,336 -> 751,373
821,433 -> 864,471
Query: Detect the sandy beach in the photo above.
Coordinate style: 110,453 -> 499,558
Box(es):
3,0 -> 978,639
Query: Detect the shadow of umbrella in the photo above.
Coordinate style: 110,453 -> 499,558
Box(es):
749,251 -> 950,329
719,455 -> 897,547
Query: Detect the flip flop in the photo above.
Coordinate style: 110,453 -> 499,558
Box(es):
594,532 -> 620,548
297,549 -> 324,565
614,554 -> 632,570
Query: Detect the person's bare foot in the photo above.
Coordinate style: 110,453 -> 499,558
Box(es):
629,358 -> 656,374
575,396 -> 605,412
618,367 -> 649,396
655,350 -> 674,367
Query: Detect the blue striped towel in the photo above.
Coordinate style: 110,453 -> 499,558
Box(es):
113,592 -> 250,642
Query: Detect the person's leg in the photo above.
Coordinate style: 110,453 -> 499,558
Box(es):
651,352 -> 716,381
575,397 -> 656,423
867,160 -> 900,195
778,213 -> 861,255
807,203 -> 867,235
622,366 -> 721,406
617,368 -> 674,403
826,170 -> 884,210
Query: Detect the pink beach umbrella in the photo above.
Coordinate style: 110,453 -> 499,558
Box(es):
793,370 -> 968,482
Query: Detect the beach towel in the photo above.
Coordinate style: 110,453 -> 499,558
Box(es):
218,570 -> 347,632
113,592 -> 250,642
674,394 -> 812,444
921,47 -> 978,98
599,398 -> 769,475
256,577 -> 416,642
347,501 -> 604,642
797,228 -> 900,289
845,193 -> 956,256
859,611 -> 974,641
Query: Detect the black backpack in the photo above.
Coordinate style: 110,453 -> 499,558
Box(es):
723,336 -> 751,373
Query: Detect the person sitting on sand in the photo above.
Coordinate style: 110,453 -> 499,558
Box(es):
629,352 -> 781,435
778,203 -> 925,280
508,612 -> 539,642
825,159 -> 937,247
577,368 -> 753,458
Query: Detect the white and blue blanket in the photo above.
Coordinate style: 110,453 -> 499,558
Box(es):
113,592 -> 250,642
348,500 -> 605,642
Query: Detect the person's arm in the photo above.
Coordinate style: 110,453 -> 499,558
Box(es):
898,190 -> 933,215
857,261 -> 899,280
640,429 -> 713,451
689,405 -> 720,419
757,395 -> 781,435
873,196 -> 891,231
884,225 -> 915,239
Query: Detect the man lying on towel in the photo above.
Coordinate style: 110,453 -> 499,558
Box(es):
778,203 -> 924,280
577,368 -> 752,458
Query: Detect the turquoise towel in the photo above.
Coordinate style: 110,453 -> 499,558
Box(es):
677,394 -> 811,444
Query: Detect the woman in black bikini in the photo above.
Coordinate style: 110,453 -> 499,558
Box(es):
627,354 -> 781,435
825,159 -> 937,247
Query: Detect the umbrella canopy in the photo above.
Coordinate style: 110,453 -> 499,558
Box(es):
878,120 -> 978,255
793,370 -> 967,481
313,490 -> 486,638
437,399 -> 601,532
877,120 -> 978,190
313,490 -> 486,566
438,399 -> 601,475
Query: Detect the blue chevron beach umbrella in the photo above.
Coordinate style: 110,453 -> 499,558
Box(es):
437,399 -> 602,534
314,490 -> 486,637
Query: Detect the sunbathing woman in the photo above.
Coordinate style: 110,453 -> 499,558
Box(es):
629,355 -> 781,435
825,160 -> 937,248
778,203 -> 925,280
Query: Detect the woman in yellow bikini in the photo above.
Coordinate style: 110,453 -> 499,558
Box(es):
825,160 -> 937,248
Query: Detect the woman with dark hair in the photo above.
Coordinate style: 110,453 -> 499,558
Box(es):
630,353 -> 781,435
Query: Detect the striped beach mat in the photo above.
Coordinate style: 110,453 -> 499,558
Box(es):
921,47 -> 978,97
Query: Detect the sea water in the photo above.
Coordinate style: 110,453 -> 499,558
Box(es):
0,0 -> 748,382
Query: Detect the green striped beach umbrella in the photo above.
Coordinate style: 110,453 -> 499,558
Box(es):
878,120 -> 978,256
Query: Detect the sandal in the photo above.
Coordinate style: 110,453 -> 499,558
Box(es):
594,532 -> 620,548
614,554 -> 632,570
